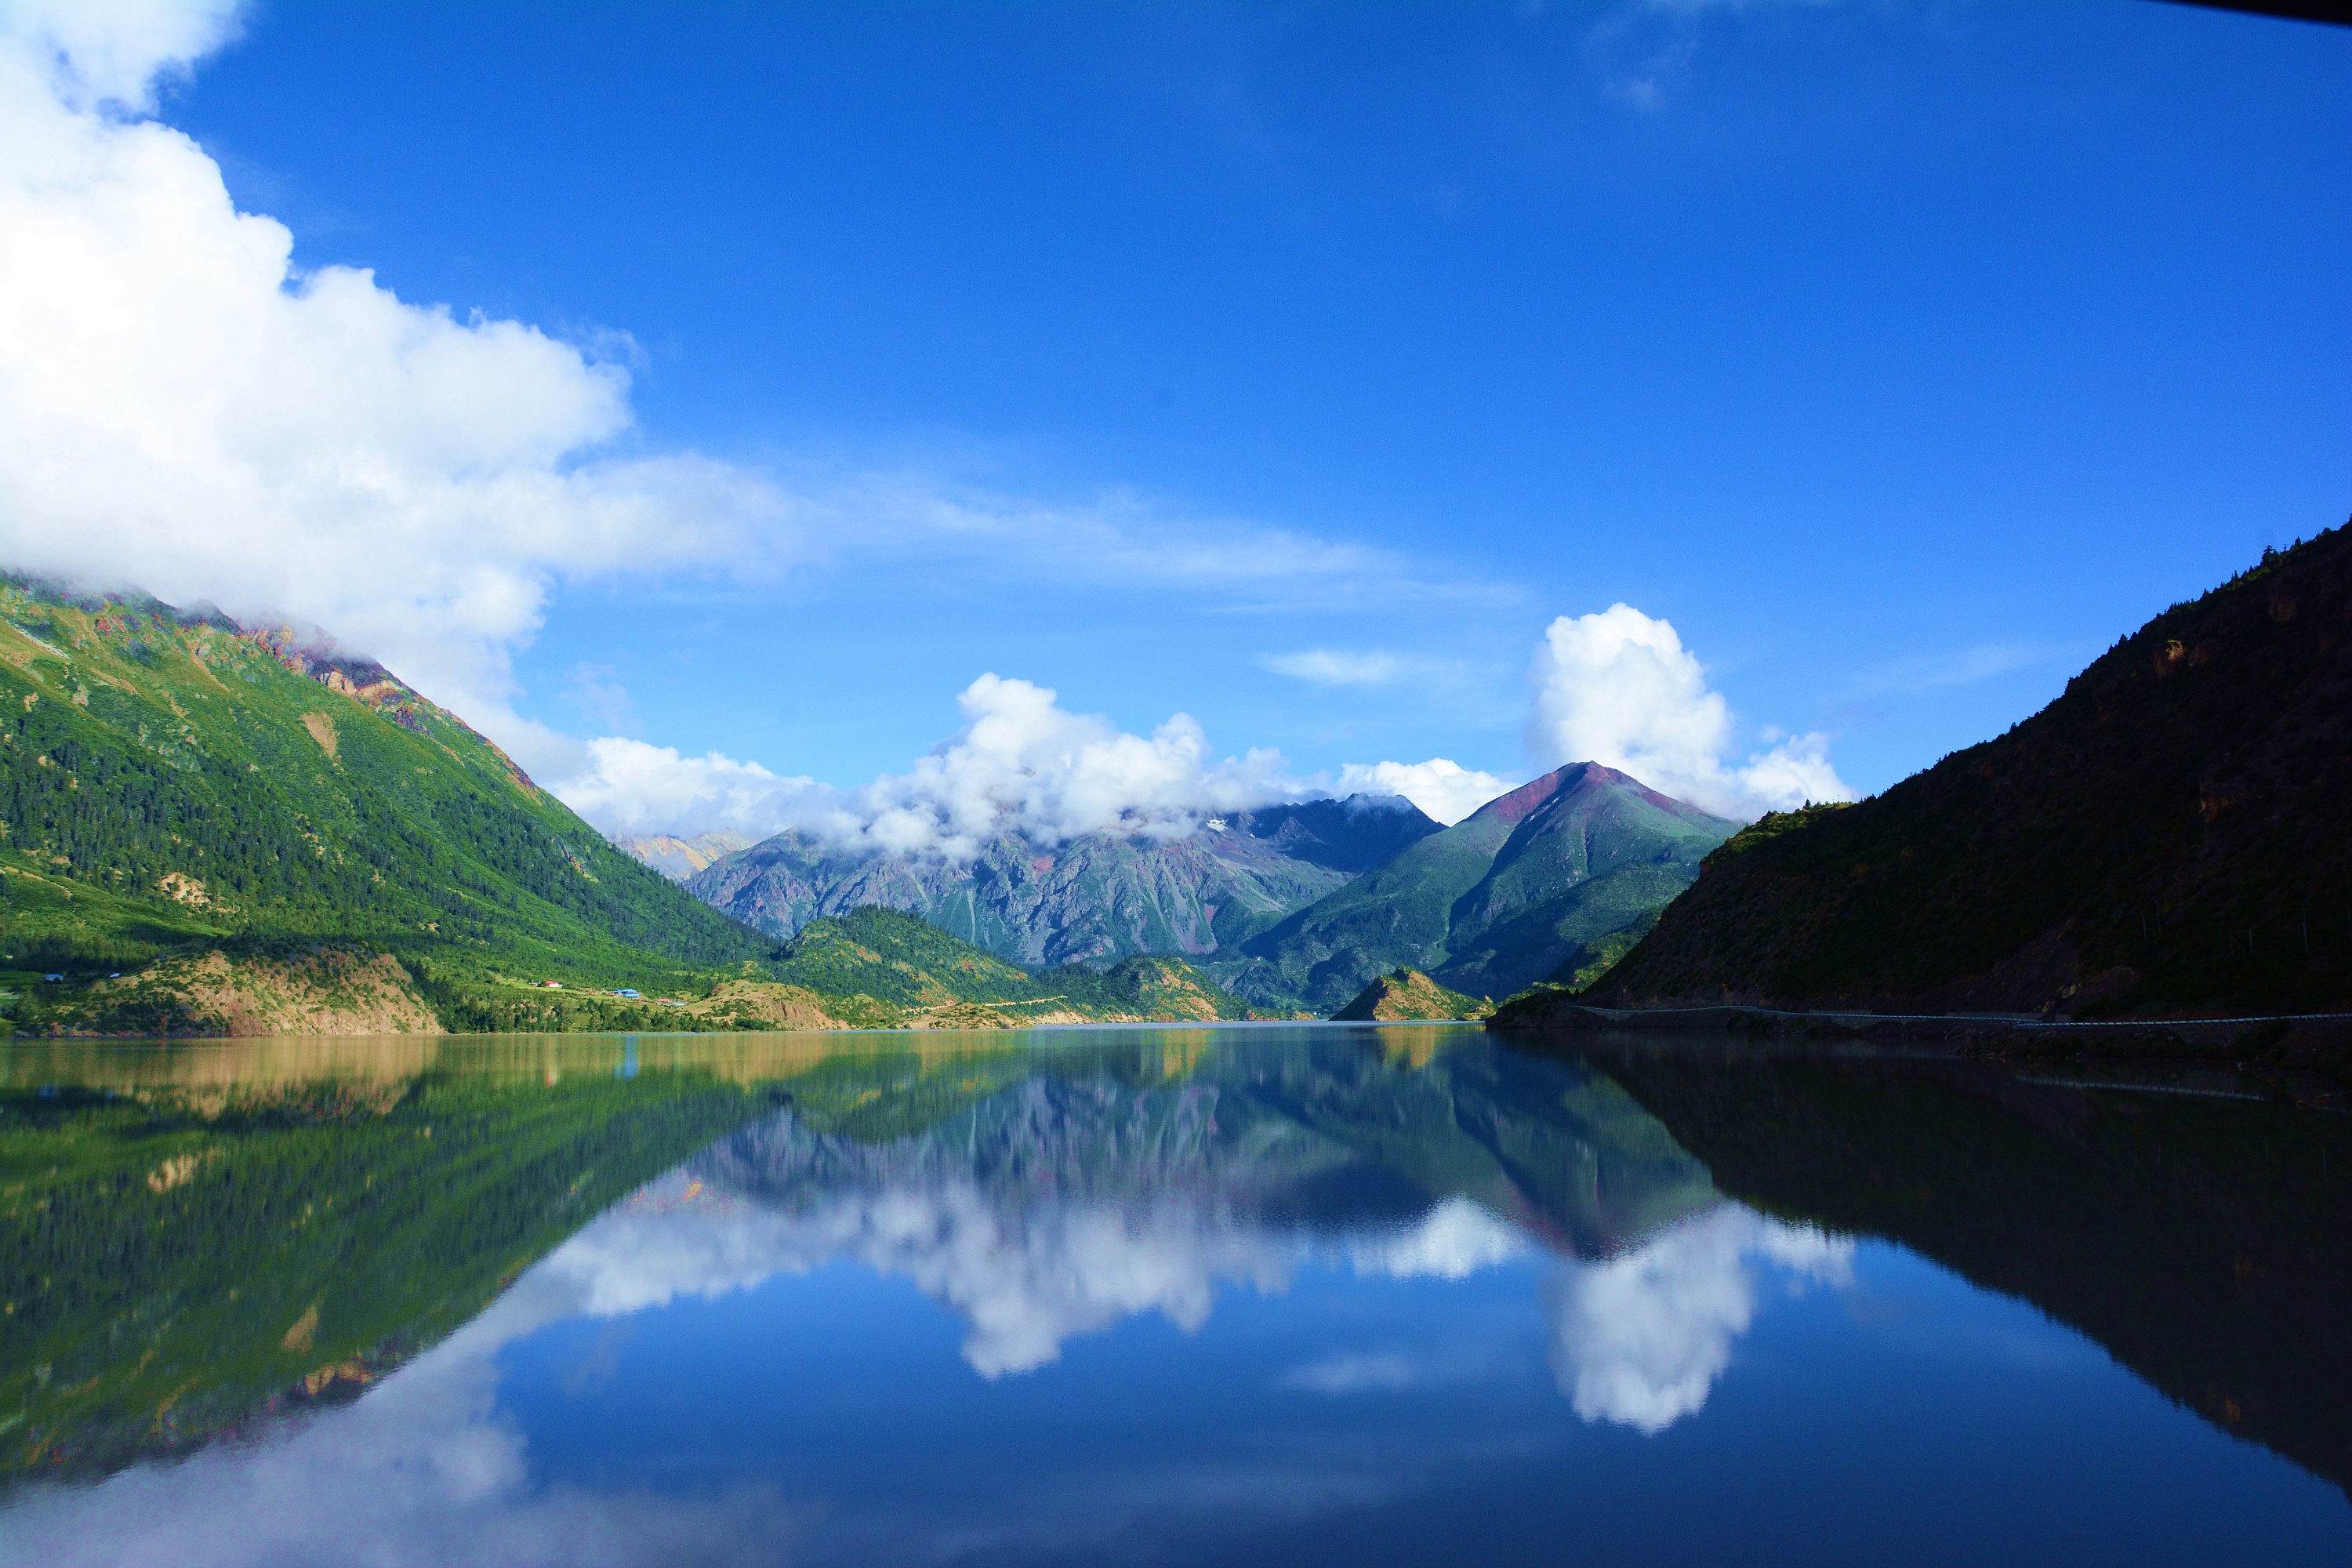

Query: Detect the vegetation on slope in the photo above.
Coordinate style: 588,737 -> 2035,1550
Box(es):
1330,968 -> 1494,1022
1584,524 -> 2352,1017
768,905 -> 1272,1025
0,579 -> 788,1032
1233,764 -> 1737,1010
681,797 -> 1442,982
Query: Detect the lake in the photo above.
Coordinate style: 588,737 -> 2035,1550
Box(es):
2,1023 -> 2347,1566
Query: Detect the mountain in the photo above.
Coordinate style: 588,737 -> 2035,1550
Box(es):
1330,967 -> 1494,1022
681,795 -> 1443,978
1568,524 -> 2352,1018
610,829 -> 753,880
764,904 -> 1271,1026
0,576 -> 781,1034
1229,764 -> 1740,1011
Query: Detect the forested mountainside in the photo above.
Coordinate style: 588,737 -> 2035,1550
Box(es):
677,796 -> 1443,980
1578,524 -> 2352,1018
1229,764 -> 1738,1012
0,578 -> 790,1034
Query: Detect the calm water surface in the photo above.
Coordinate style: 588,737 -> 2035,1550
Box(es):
2,1024 -> 2347,1566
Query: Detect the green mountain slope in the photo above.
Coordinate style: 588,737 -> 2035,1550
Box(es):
1581,524 -> 2352,1017
769,905 -> 1269,1024
0,579 -> 779,1030
1232,764 -> 1738,1010
1330,967 -> 1494,1022
677,796 -> 1443,980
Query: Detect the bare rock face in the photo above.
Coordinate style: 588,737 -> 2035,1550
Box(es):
1588,521 -> 2352,1018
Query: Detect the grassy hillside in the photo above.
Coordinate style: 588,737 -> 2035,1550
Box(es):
1330,968 -> 1494,1022
1584,524 -> 2352,1017
768,905 -> 1271,1025
1233,764 -> 1737,1009
0,578 -> 789,1033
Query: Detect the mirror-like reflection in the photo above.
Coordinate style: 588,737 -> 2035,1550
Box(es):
2,1026 -> 2347,1566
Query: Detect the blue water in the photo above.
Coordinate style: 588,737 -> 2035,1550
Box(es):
2,1025 -> 2347,1566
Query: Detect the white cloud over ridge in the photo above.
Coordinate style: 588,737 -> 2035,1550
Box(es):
565,673 -> 1296,856
1527,604 -> 1849,819
562,675 -> 1521,848
0,1 -> 793,762
1328,759 -> 1519,827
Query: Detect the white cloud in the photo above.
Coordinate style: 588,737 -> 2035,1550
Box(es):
1329,759 -> 1517,827
1,0 -> 241,111
561,673 -> 1292,855
1544,1206 -> 1852,1434
1258,649 -> 1407,687
1526,604 -> 1849,819
0,2 -> 1489,793
0,4 -> 796,771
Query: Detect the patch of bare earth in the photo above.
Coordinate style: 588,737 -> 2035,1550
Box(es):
60,947 -> 444,1036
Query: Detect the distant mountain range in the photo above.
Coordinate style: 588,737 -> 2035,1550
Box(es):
630,764 -> 1737,1014
673,796 -> 1441,984
1541,523 -> 2352,1022
1229,764 -> 1738,1010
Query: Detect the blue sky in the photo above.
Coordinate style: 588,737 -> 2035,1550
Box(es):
2,1 -> 2347,833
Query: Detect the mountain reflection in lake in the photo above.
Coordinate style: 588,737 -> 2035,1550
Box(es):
2,1025 -> 2347,1566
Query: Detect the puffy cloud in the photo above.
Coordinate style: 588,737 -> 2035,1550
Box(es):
1544,1206 -> 1853,1434
561,673 -> 1293,855
1526,604 -> 1849,818
1328,759 -> 1517,827
0,0 -> 1504,800
0,0 -> 241,110
0,2 -> 793,764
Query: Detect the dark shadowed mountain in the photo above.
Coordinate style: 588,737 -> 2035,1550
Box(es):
1576,523 -> 2352,1018
677,796 -> 1443,982
1230,764 -> 1739,1011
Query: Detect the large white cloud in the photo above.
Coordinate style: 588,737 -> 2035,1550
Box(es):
563,673 -> 1526,848
0,2 -> 790,770
1327,759 -> 1517,827
565,673 -> 1295,855
1527,604 -> 1849,819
